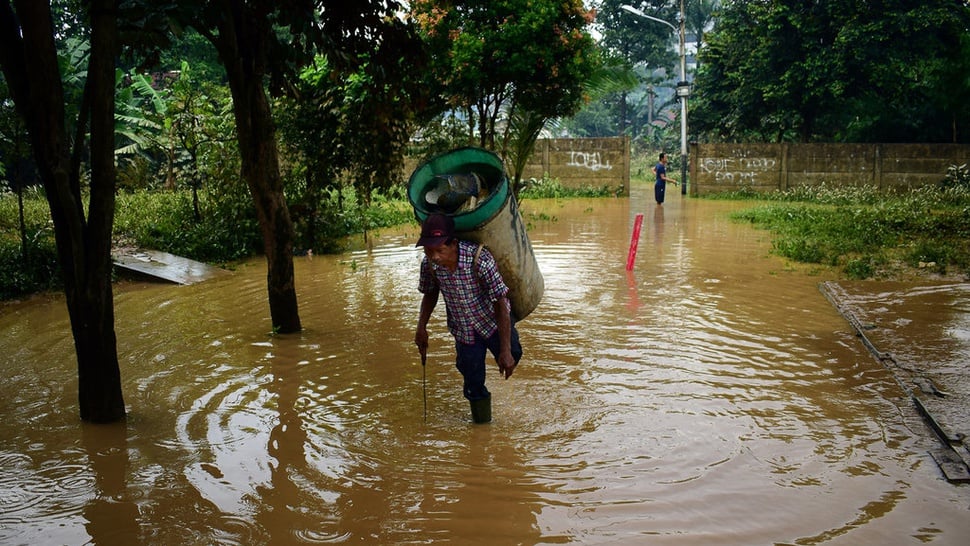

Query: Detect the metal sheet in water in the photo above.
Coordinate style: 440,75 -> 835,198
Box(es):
112,248 -> 230,285
0,183 -> 968,545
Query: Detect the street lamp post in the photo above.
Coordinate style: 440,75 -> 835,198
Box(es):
621,2 -> 689,195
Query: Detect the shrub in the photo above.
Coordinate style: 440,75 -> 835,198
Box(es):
518,175 -> 617,199
844,255 -> 878,280
942,163 -> 970,191
726,183 -> 970,279
114,189 -> 261,264
0,189 -> 61,298
0,235 -> 60,299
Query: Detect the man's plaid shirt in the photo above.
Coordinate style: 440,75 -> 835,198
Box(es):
418,240 -> 510,345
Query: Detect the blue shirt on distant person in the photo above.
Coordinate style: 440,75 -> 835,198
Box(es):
653,152 -> 675,205
655,161 -> 666,186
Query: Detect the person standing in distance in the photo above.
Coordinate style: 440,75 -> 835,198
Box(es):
653,152 -> 678,205
414,213 -> 523,423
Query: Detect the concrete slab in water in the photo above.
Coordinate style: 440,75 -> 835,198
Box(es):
112,249 -> 228,285
820,280 -> 970,483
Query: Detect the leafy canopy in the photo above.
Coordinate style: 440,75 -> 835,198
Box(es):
692,0 -> 970,143
412,0 -> 598,149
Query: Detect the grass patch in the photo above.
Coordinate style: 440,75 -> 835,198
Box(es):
113,185 -> 417,259
721,183 -> 970,280
114,189 -> 261,264
0,188 -> 60,299
518,176 -> 620,199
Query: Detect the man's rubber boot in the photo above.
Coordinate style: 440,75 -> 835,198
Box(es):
469,395 -> 492,424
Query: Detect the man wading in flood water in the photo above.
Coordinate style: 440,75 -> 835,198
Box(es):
414,213 -> 523,423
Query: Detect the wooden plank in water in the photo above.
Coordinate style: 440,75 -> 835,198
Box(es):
112,249 -> 228,285
912,395 -> 962,444
928,446 -> 970,483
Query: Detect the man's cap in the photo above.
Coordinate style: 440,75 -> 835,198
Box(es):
416,213 -> 455,247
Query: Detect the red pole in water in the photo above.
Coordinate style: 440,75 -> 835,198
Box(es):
626,213 -> 644,271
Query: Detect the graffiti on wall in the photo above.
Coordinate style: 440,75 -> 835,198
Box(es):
694,143 -> 970,195
700,151 -> 777,185
566,150 -> 613,172
524,137 -> 628,195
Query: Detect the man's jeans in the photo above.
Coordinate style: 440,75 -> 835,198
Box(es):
455,323 -> 522,400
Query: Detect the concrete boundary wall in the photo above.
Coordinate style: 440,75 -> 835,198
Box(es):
689,143 -> 970,196
404,137 -> 630,196
521,137 -> 630,196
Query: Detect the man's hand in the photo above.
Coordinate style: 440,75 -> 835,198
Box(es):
415,290 -> 438,359
497,349 -> 517,379
414,327 -> 429,358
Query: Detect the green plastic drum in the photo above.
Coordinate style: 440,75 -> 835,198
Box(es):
407,147 -> 544,320
408,147 -> 508,230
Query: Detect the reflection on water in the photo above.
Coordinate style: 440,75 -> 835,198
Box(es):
1,184 -> 968,545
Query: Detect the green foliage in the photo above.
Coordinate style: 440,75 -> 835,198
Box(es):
692,0 -> 970,143
411,0 -> 600,198
156,29 -> 224,85
0,235 -> 60,299
277,52 -> 429,255
505,107 -> 550,195
114,189 -> 260,264
726,184 -> 970,279
565,1 -> 720,143
709,182 -> 887,206
56,34 -> 89,129
409,112 -> 472,163
0,190 -> 59,298
843,255 -> 880,280
561,96 -> 621,138
598,0 -> 679,70
685,0 -> 719,63
0,182 -> 422,299
518,175 -> 618,199
0,187 -> 52,233
112,63 -> 240,194
111,184 -> 417,260
510,52 -> 639,189
278,54 -> 423,203
942,163 -> 970,191
412,0 -> 599,150
306,186 -> 415,253
114,71 -> 167,167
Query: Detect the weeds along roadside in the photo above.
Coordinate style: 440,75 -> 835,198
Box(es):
713,175 -> 970,280
0,177 -> 615,301
4,174 -> 967,300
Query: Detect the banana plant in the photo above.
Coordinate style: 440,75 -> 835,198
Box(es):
114,70 -> 167,162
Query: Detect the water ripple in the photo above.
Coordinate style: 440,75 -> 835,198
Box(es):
1,195 -> 968,544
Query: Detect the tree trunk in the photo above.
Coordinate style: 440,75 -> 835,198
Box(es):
17,185 -> 27,263
304,169 -> 317,251
79,0 -> 125,422
0,0 -> 126,422
618,90 -> 626,137
211,3 -> 302,334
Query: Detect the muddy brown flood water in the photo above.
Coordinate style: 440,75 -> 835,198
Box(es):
1,183 -> 968,545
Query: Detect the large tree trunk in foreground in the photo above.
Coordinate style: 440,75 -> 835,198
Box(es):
207,3 -> 302,334
0,0 -> 125,422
